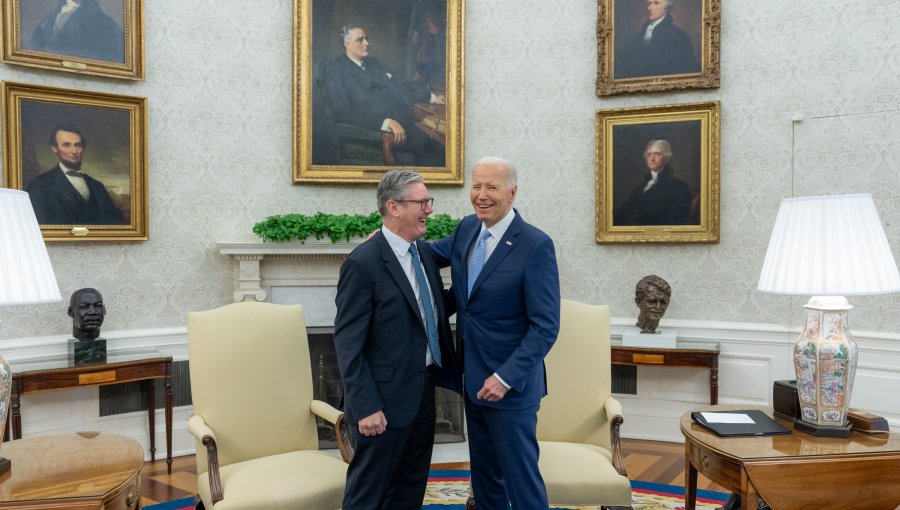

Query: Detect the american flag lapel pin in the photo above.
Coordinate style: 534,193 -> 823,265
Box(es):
505,241 -> 512,246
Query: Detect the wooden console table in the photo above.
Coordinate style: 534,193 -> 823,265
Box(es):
611,340 -> 719,404
681,405 -> 900,510
7,349 -> 173,473
0,432 -> 143,509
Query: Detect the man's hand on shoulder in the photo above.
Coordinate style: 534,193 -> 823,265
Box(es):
358,410 -> 387,436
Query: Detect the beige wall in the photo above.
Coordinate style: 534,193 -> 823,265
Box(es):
2,0 -> 899,340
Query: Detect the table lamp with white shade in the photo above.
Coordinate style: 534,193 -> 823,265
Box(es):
757,193 -> 900,436
0,188 -> 62,472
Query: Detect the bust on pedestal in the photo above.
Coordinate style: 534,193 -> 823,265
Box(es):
67,288 -> 108,366
622,275 -> 677,348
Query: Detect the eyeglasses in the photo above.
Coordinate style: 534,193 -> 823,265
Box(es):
394,197 -> 434,210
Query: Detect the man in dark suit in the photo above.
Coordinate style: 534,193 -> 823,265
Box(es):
429,157 -> 561,510
614,139 -> 694,226
334,170 -> 460,510
614,0 -> 699,79
25,0 -> 125,63
26,123 -> 125,226
323,23 -> 445,166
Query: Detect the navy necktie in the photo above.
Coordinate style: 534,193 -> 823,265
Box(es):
467,229 -> 492,297
409,243 -> 441,367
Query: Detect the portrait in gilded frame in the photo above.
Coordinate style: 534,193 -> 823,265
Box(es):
294,0 -> 464,184
2,82 -> 148,241
596,102 -> 720,243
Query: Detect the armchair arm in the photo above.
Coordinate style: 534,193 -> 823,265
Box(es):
187,415 -> 224,504
603,396 -> 627,477
310,399 -> 353,464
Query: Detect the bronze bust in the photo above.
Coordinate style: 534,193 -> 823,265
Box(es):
67,288 -> 107,365
634,275 -> 671,334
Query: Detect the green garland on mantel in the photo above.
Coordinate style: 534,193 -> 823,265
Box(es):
252,212 -> 461,243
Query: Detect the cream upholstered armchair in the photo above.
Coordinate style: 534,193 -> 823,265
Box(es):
536,299 -> 632,509
187,302 -> 351,509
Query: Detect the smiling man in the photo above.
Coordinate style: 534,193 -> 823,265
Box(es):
614,139 -> 693,226
25,123 -> 125,226
429,157 -> 561,510
334,170 -> 460,509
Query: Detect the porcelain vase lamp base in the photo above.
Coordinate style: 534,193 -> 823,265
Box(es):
793,296 -> 856,438
0,351 -> 12,473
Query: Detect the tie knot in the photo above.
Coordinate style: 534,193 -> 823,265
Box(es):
408,243 -> 419,255
480,230 -> 492,241
66,170 -> 86,177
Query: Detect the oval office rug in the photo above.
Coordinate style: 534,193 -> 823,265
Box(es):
143,470 -> 729,510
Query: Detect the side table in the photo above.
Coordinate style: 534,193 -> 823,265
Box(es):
7,348 -> 173,473
611,340 -> 719,404
0,432 -> 143,509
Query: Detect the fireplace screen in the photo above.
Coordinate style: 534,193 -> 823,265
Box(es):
308,330 -> 466,448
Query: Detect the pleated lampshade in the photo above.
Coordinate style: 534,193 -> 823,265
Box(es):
0,188 -> 62,305
757,193 -> 900,296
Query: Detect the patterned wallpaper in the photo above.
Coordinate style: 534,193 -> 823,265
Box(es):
1,0 -> 899,340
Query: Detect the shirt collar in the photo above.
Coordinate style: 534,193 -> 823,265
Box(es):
647,14 -> 666,30
58,162 -> 82,174
481,208 -> 516,240
381,225 -> 415,258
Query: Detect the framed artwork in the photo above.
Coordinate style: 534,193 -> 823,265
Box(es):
2,81 -> 148,241
0,0 -> 144,80
595,101 -> 720,244
293,0 -> 464,185
596,0 -> 720,96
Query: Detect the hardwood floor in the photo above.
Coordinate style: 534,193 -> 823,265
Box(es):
139,438 -> 729,507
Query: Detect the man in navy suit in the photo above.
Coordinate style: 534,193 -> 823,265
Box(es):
26,123 -> 125,226
323,23 -> 445,166
334,170 -> 460,509
430,157 -> 561,509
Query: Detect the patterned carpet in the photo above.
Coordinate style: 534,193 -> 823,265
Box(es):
145,470 -> 729,510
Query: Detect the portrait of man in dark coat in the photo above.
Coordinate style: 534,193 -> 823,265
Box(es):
614,0 -> 700,80
23,0 -> 125,63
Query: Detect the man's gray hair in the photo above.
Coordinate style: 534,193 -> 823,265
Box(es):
645,139 -> 673,159
377,170 -> 424,216
474,156 -> 518,188
635,275 -> 671,304
340,23 -> 363,44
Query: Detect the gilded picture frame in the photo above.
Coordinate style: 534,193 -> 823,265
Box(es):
596,101 -> 720,244
2,81 -> 148,241
596,0 -> 720,96
0,0 -> 144,81
293,0 -> 464,185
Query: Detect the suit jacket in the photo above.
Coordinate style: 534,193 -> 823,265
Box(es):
323,55 -> 429,132
26,166 -> 126,225
25,0 -> 125,63
334,232 -> 461,428
430,212 -> 560,410
614,165 -> 693,226
614,14 -> 699,79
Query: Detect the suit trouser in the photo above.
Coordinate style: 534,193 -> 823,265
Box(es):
342,370 -> 436,510
466,395 -> 548,510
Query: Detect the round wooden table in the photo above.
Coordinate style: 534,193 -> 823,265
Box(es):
681,405 -> 900,510
0,432 -> 143,509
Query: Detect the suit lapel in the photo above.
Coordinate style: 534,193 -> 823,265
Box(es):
468,214 -> 523,298
377,234 -> 425,329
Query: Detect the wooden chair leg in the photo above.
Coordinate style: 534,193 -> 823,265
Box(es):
380,132 -> 397,164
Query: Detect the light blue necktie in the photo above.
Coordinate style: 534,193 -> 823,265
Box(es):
409,243 -> 441,367
467,229 -> 492,297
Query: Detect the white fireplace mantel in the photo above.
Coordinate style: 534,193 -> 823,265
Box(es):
217,240 -> 360,300
216,240 -> 450,327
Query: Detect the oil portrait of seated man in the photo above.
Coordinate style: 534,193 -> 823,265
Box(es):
310,0 -> 448,168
